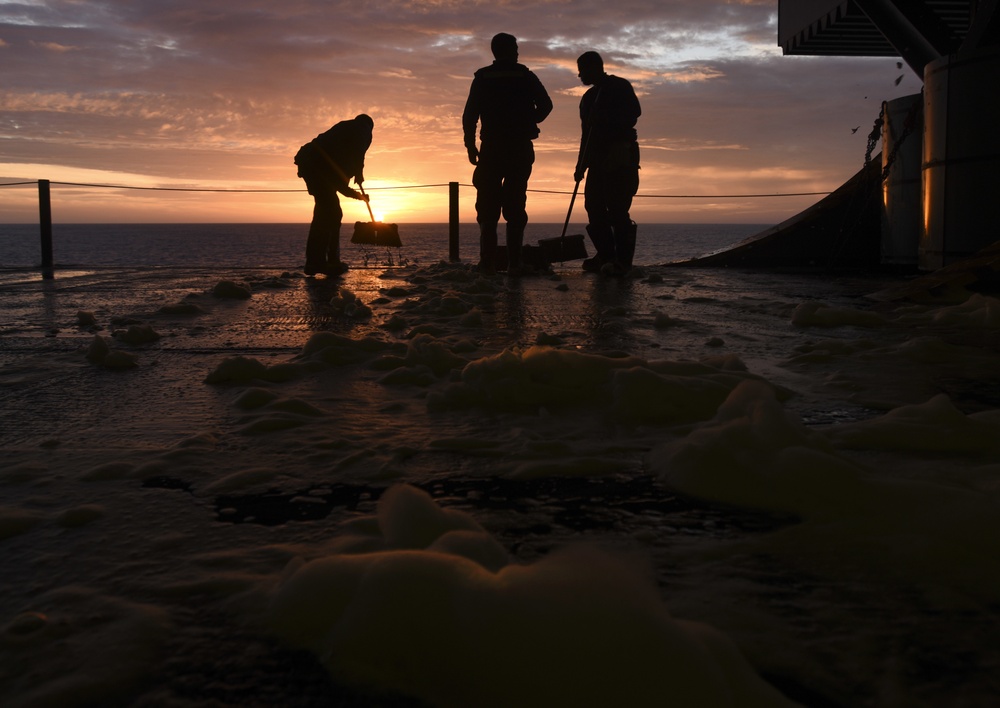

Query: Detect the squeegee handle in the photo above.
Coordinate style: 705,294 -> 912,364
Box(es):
560,179 -> 581,239
562,86 -> 601,239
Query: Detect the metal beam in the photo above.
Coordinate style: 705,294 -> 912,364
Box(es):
853,0 -> 945,73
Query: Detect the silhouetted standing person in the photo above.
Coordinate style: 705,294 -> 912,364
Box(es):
463,33 -> 553,273
294,114 -> 373,276
574,51 -> 641,276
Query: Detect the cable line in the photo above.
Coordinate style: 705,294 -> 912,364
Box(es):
1,179 -> 832,198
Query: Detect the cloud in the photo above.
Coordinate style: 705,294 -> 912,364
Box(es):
1,1 -> 924,223
30,40 -> 76,52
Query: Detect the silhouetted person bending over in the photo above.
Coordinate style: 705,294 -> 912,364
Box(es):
463,33 -> 552,273
294,114 -> 373,276
574,51 -> 641,276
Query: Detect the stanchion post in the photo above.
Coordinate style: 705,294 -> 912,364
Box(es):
38,179 -> 54,273
448,181 -> 459,262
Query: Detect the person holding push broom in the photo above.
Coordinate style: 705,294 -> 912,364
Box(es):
294,114 -> 373,276
574,51 -> 641,277
463,33 -> 552,274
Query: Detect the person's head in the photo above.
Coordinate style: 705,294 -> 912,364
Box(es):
577,51 -> 604,86
491,32 -> 518,62
355,114 -> 374,131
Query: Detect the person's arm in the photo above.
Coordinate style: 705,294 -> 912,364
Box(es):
574,92 -> 595,182
355,132 -> 372,185
622,79 -> 641,128
532,74 -> 553,124
574,140 -> 588,182
337,184 -> 367,201
311,141 -> 368,201
462,79 -> 481,165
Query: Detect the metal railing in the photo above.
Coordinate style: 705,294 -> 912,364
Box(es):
1,178 -> 832,277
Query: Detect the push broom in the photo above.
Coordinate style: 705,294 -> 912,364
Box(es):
351,184 -> 401,248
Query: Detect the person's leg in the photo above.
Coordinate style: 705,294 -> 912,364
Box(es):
325,195 -> 345,273
607,166 -> 639,269
305,206 -> 333,274
473,146 -> 504,273
616,220 -> 638,269
582,169 -> 615,270
478,222 -> 498,273
500,142 -> 534,271
303,175 -> 342,274
303,175 -> 326,273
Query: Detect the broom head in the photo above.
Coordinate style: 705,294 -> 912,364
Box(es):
352,221 -> 402,248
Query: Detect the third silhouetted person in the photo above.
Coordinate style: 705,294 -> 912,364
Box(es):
463,32 -> 553,273
294,114 -> 373,277
574,51 -> 641,276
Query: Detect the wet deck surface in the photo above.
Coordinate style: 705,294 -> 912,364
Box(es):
4,262 -> 1000,708
0,262 -> 899,451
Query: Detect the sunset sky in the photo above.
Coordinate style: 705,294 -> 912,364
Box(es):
0,0 -> 923,225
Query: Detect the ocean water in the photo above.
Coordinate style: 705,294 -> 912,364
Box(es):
0,222 -> 766,269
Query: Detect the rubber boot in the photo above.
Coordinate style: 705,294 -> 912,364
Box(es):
326,226 -> 348,275
478,223 -> 498,274
305,222 -> 330,275
582,224 -> 614,272
506,223 -> 524,274
616,221 -> 637,269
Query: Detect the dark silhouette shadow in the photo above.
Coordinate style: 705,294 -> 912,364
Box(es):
494,278 -> 528,339
585,274 -> 638,350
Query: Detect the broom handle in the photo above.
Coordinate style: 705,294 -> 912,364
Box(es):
358,183 -> 376,224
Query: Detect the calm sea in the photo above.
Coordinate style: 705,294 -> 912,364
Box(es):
0,223 -> 767,269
